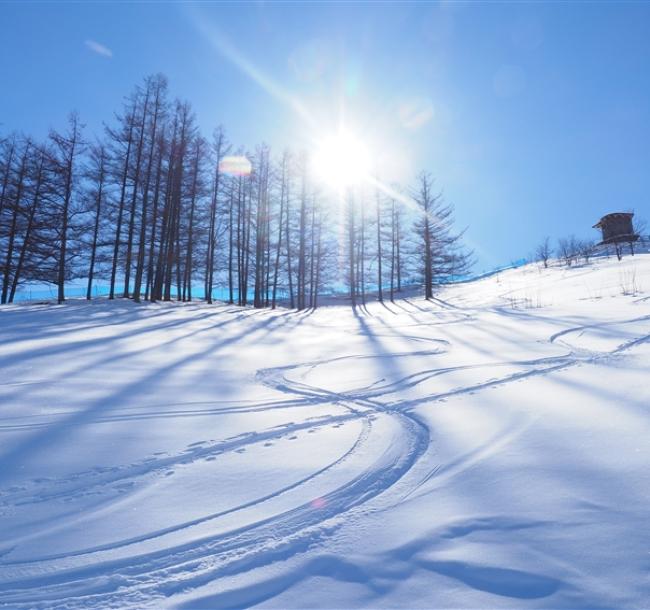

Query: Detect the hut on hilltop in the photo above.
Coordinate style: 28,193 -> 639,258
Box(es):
593,212 -> 639,259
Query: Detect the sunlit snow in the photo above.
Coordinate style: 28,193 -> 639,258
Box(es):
0,254 -> 649,609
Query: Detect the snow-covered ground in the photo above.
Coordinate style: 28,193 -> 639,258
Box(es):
0,254 -> 649,610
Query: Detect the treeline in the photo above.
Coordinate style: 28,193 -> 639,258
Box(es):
535,223 -> 647,269
535,235 -> 597,268
0,74 -> 472,307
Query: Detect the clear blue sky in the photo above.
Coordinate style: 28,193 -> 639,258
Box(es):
1,1 -> 649,270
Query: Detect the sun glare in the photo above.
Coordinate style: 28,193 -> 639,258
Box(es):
311,130 -> 371,190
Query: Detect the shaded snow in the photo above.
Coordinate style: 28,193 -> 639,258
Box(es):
0,254 -> 649,609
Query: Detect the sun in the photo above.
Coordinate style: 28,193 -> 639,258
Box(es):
311,129 -> 371,190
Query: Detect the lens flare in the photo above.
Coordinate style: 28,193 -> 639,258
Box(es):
311,497 -> 327,509
219,155 -> 252,176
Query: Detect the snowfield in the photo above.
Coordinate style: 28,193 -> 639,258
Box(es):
1,254 -> 649,610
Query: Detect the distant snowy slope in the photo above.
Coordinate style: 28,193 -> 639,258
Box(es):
449,251 -> 650,309
0,254 -> 649,609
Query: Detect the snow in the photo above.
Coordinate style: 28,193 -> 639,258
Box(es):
0,254 -> 649,610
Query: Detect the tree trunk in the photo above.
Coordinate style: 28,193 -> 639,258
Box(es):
145,135 -> 165,301
376,190 -> 383,302
390,199 -> 396,302
285,170 -> 294,308
183,141 -> 201,302
228,185 -> 234,304
313,208 -> 323,309
206,131 -> 224,304
309,196 -> 316,308
133,83 -> 162,303
86,148 -> 106,300
10,151 -> 45,303
297,165 -> 307,310
123,88 -> 151,298
271,153 -> 287,309
347,192 -> 356,307
109,105 -> 136,300
1,146 -> 29,304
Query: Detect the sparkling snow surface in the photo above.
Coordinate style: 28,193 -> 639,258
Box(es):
0,255 -> 649,609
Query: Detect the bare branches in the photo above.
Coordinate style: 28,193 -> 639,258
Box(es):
535,236 -> 551,268
1,74 -> 478,308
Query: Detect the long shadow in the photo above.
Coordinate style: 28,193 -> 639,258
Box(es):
0,306 -> 227,367
0,300 -> 177,345
0,308 -> 246,406
0,307 -> 308,480
351,302 -> 431,448
0,304 -> 311,406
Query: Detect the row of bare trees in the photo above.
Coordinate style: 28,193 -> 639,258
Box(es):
0,74 -> 472,307
536,223 -> 647,269
535,235 -> 597,268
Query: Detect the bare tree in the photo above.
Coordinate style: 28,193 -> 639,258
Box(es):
1,73 -> 482,310
375,188 -> 383,302
205,126 -> 228,304
557,235 -> 579,267
85,142 -> 108,300
1,139 -> 31,304
49,112 -> 84,304
412,172 -> 472,299
535,236 -> 552,268
133,74 -> 167,302
108,98 -> 137,299
0,135 -> 17,220
271,150 -> 289,309
8,146 -> 49,303
346,189 -> 357,307
578,238 -> 595,265
296,154 -> 308,310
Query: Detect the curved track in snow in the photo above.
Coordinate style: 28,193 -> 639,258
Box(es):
0,302 -> 649,609
0,332 -> 439,608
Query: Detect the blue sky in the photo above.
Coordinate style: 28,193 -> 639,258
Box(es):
1,1 -> 649,270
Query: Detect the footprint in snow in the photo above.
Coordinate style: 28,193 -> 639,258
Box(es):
205,456 -> 217,462
288,436 -> 298,440
235,448 -> 246,453
264,442 -> 273,447
165,471 -> 174,477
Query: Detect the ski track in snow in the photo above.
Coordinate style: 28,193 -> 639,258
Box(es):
1,266 -> 649,608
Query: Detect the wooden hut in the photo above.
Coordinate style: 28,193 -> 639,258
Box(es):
593,212 -> 639,259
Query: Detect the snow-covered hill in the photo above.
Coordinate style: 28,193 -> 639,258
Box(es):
0,254 -> 649,609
